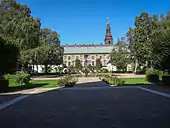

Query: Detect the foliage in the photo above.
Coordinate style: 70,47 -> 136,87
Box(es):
75,59 -> 82,72
57,67 -> 64,74
96,59 -> 102,72
58,75 -> 78,87
162,76 -> 170,85
0,76 -> 9,89
126,11 -> 170,71
99,68 -> 110,73
100,76 -> 125,86
0,0 -> 64,74
4,72 -> 30,85
145,69 -> 160,82
0,37 -> 20,74
110,38 -> 130,71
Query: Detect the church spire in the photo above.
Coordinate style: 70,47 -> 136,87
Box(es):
104,17 -> 113,45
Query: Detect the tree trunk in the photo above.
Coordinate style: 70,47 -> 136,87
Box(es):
134,59 -> 138,74
150,60 -> 153,69
45,64 -> 48,74
32,61 -> 35,75
36,64 -> 38,74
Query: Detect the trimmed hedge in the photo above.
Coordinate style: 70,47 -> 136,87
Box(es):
100,76 -> 125,86
4,72 -> 30,85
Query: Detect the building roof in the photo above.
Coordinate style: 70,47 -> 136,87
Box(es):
63,44 -> 114,54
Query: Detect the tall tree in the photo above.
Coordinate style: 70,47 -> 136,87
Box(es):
0,36 -> 19,75
127,11 -> 170,72
96,59 -> 102,72
75,59 -> 82,72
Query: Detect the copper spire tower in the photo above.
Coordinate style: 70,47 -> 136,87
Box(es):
104,17 -> 113,45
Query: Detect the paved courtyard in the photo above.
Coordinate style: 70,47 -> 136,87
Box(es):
0,79 -> 170,128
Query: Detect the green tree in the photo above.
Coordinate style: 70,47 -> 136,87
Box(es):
75,59 -> 82,73
96,59 -> 102,72
127,11 -> 170,72
0,37 -> 19,75
110,40 -> 129,71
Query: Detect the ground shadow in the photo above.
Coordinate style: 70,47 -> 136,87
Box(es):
73,81 -> 110,88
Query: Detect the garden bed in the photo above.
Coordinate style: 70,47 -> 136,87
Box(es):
58,75 -> 78,87
100,76 -> 125,86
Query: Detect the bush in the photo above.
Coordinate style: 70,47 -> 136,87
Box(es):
0,76 -> 9,90
112,71 -> 126,73
58,75 -> 78,87
162,76 -> 170,85
4,72 -> 30,85
100,76 -> 125,86
159,71 -> 164,80
145,69 -> 160,82
99,68 -> 109,73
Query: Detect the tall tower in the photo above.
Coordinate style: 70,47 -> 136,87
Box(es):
104,18 -> 113,45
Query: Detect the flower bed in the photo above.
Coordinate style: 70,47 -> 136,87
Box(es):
58,75 -> 78,87
100,76 -> 125,86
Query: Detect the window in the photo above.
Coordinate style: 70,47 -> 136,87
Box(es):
64,61 -> 67,64
92,61 -> 95,66
64,56 -> 66,60
108,41 -> 111,44
68,62 -> 71,67
68,56 -> 71,60
76,56 -> 79,60
72,55 -> 74,60
92,56 -> 95,60
100,56 -> 102,59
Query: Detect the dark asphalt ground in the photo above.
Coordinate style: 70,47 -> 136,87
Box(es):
0,81 -> 170,128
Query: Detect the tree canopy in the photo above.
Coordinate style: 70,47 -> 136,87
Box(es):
0,0 -> 64,74
126,11 -> 170,72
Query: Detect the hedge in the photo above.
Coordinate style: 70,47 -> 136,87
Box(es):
4,72 -> 30,85
100,76 -> 125,86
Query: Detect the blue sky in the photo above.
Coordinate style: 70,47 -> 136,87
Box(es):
17,0 -> 169,45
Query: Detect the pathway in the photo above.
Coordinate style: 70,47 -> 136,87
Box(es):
0,78 -> 170,128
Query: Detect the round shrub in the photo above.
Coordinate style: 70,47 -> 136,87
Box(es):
147,74 -> 159,83
162,76 -> 170,85
145,69 -> 160,82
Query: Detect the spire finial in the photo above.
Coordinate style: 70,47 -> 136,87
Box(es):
106,17 -> 109,24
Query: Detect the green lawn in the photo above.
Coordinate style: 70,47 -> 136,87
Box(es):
120,78 -> 151,85
9,80 -> 58,88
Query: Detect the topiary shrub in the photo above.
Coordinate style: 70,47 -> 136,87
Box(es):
4,72 -> 30,85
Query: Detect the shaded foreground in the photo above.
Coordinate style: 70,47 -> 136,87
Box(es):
0,81 -> 170,128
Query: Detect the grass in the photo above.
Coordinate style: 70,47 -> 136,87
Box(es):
8,80 -> 58,88
30,80 -> 58,88
120,78 -> 151,85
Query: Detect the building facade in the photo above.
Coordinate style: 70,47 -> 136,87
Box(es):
63,21 -> 115,67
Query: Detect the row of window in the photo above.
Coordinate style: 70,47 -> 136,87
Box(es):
64,60 -> 107,67
64,55 -> 110,60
